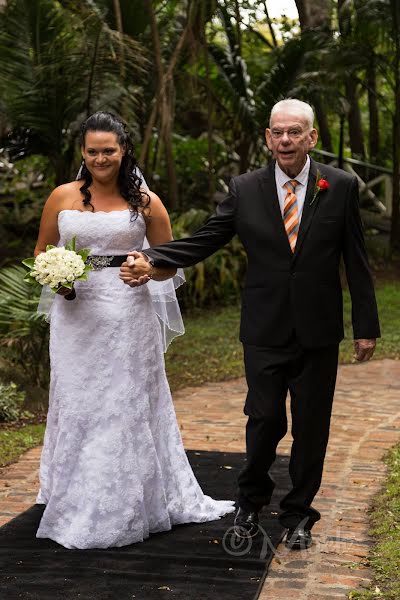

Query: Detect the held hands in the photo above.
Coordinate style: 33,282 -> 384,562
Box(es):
354,339 -> 376,362
119,251 -> 152,288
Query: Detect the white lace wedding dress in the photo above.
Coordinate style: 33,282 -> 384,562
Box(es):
36,209 -> 234,549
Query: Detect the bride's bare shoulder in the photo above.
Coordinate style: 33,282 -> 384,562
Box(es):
53,180 -> 83,197
45,181 -> 84,212
145,189 -> 165,208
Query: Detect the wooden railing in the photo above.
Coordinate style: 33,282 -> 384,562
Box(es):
312,148 -> 393,217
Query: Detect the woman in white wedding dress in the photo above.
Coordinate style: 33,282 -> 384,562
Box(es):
33,111 -> 234,550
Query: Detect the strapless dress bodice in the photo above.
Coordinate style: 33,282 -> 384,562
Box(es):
57,209 -> 146,255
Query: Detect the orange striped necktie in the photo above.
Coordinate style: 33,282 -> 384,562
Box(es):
283,179 -> 299,253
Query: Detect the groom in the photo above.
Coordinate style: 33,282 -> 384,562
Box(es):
120,99 -> 380,549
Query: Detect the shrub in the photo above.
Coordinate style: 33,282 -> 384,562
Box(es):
0,382 -> 26,422
171,208 -> 247,308
0,152 -> 53,266
0,265 -> 49,390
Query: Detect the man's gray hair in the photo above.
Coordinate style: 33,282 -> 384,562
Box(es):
270,99 -> 315,129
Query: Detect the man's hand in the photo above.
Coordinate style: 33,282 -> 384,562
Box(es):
119,251 -> 152,287
354,339 -> 376,362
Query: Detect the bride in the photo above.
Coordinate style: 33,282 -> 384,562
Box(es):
33,111 -> 234,550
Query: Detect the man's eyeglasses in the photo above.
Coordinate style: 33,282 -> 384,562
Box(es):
270,129 -> 305,140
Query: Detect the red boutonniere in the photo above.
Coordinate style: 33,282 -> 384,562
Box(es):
310,170 -> 330,205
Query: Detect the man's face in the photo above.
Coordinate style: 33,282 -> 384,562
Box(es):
265,112 -> 318,178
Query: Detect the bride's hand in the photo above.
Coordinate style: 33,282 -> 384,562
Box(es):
120,253 -> 151,287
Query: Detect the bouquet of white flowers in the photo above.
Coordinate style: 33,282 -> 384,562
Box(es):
22,237 -> 92,300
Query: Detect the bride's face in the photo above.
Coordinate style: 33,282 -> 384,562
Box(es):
82,130 -> 125,182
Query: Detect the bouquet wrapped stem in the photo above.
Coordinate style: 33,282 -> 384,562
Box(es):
22,237 -> 92,300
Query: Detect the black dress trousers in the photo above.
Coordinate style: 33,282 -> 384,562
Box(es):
238,338 -> 339,529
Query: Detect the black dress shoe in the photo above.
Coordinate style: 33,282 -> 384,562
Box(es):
233,507 -> 259,538
285,526 -> 312,550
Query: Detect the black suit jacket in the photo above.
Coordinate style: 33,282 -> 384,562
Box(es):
145,158 -> 380,348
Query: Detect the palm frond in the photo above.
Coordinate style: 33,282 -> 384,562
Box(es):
0,265 -> 45,336
0,0 -> 148,179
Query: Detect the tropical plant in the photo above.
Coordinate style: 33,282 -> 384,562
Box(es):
0,0 -> 147,184
0,0 -> 398,255
0,265 -> 49,389
0,382 -> 27,422
0,152 -> 52,265
171,208 -> 247,308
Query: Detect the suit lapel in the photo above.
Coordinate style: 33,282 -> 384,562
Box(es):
292,158 -> 318,260
258,162 -> 293,256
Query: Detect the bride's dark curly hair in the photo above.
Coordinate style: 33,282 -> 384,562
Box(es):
79,111 -> 150,218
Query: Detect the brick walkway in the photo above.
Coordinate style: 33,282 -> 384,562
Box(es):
0,358 -> 399,599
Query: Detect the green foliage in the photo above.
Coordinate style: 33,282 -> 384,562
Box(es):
0,0 -> 398,237
173,135 -> 227,208
0,423 -> 45,467
146,133 -> 229,209
171,208 -> 247,308
348,443 -> 400,600
0,382 -> 27,422
0,265 -> 49,389
165,305 -> 243,391
92,0 -> 150,39
0,153 -> 52,265
0,0 -> 147,183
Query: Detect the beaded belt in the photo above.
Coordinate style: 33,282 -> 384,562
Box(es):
64,255 -> 129,300
85,255 -> 128,270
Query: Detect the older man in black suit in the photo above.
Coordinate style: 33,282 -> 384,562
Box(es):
120,99 -> 380,550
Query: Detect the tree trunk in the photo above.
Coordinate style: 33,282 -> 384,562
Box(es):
203,13 -> 214,204
337,0 -> 366,160
238,138 -> 251,174
295,0 -> 332,28
160,92 -> 179,210
313,96 -> 333,152
352,0 -> 379,163
140,98 -> 159,171
338,114 -> 345,170
311,0 -> 332,26
295,0 -> 307,28
113,0 -> 123,37
139,23 -> 189,168
294,0 -> 333,152
234,0 -> 242,55
390,0 -> 400,253
263,1 -> 277,47
367,56 -> 379,163
144,0 -> 179,209
53,144 -> 75,186
113,0 -> 127,117
345,78 -> 365,159
54,158 -> 68,187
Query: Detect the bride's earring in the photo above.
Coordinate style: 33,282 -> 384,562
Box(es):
76,159 -> 86,181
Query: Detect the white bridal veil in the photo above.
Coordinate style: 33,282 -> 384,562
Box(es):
136,168 -> 185,350
37,167 -> 185,351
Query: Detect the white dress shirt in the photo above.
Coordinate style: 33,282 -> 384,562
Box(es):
275,155 -> 311,224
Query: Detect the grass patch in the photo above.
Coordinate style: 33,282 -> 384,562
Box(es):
166,281 -> 400,391
348,444 -> 400,600
0,423 -> 46,467
166,304 -> 243,391
340,282 -> 400,363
